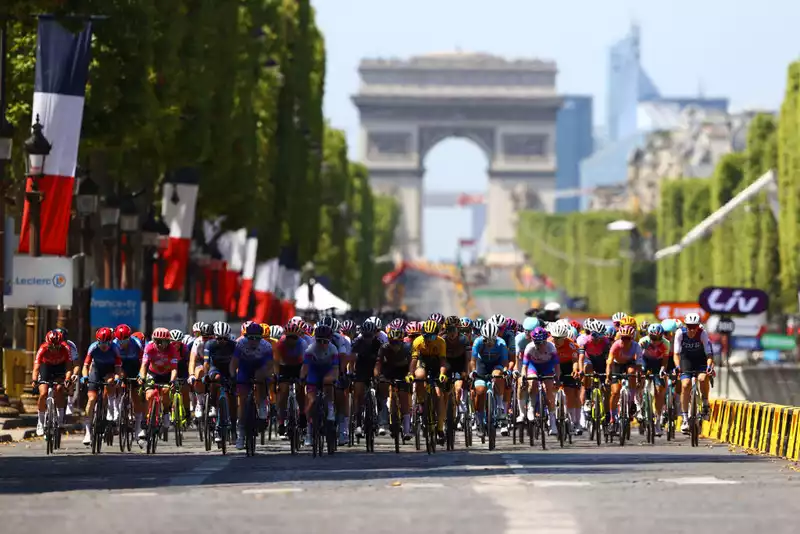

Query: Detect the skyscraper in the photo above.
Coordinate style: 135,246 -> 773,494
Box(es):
556,96 -> 593,212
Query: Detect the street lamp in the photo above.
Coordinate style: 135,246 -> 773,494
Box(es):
24,115 -> 51,178
75,170 -> 100,217
100,193 -> 120,228
0,116 -> 11,162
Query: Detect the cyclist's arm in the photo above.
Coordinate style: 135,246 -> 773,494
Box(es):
32,345 -> 45,382
701,330 -> 714,367
437,343 -> 447,376
605,343 -> 616,377
672,329 -> 683,369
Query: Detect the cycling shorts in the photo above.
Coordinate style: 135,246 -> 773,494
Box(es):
39,363 -> 67,383
306,363 -> 334,388
146,372 -> 171,387
89,363 -> 116,392
524,359 -> 557,378
121,359 -> 140,379
236,358 -> 268,384
559,362 -> 579,389
278,363 -> 302,383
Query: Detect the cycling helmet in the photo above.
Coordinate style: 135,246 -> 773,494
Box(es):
53,327 -> 69,338
684,313 -> 701,325
639,320 -> 650,332
569,327 -> 579,340
661,318 -> 677,333
361,320 -> 378,335
648,324 -> 664,336
182,334 -> 193,345
367,316 -> 383,330
460,317 -> 473,330
290,315 -> 303,323
585,318 -> 606,336
115,324 -> 132,340
473,318 -> 485,333
504,318 -> 519,333
421,320 -> 439,336
284,322 -> 304,337
95,327 -> 114,343
269,325 -> 284,339
569,320 -> 581,331
200,323 -> 214,337
341,319 -> 356,335
406,321 -> 421,336
244,322 -> 262,337
611,312 -> 628,324
488,314 -> 506,327
315,324 -> 333,340
543,302 -> 561,312
387,328 -> 404,341
480,322 -> 499,339
388,318 -> 407,331
618,325 -> 636,338
46,330 -> 64,345
674,319 -> 684,328
192,321 -> 205,335
132,332 -> 146,343
531,326 -> 548,343
444,315 -> 461,329
550,322 -> 570,339
605,325 -> 617,338
213,321 -> 231,338
619,316 -> 637,329
319,316 -> 336,329
240,321 -> 255,335
523,317 -> 540,332
152,327 -> 170,341
169,329 -> 184,342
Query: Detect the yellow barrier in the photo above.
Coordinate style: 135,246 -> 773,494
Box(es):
703,397 -> 800,460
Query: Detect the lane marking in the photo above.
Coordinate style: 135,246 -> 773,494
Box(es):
658,476 -> 739,485
392,482 -> 445,489
242,488 -> 303,495
113,492 -> 159,497
531,480 -> 591,488
168,457 -> 231,487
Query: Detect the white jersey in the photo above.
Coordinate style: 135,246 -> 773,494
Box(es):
377,331 -> 388,344
332,332 -> 351,355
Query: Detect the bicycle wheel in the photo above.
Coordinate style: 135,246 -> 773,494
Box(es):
413,392 -> 422,451
689,383 -> 699,447
348,389 -> 356,447
218,396 -> 229,455
665,386 -> 674,441
510,382 -> 519,445
92,391 -> 104,454
315,394 -> 325,457
424,398 -> 433,455
288,393 -> 298,455
445,391 -> 455,451
203,395 -> 213,451
364,390 -> 375,453
245,393 -> 257,456
390,391 -> 401,454
45,401 -> 54,455
592,387 -> 602,446
487,390 -> 496,451
146,397 -> 157,454
556,392 -> 565,448
619,389 -> 628,447
464,397 -> 473,448
118,395 -> 128,453
172,393 -> 183,448
538,389 -> 547,450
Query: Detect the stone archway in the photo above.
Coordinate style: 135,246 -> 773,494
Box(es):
352,51 -> 562,262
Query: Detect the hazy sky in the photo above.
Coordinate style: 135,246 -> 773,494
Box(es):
312,0 -> 799,261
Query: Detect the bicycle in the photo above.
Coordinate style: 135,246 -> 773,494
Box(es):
416,375 -> 441,454
640,372 -> 657,444
85,379 -> 112,454
462,379 -> 474,448
171,378 -> 188,448
472,372 -> 503,451
380,377 -> 406,454
442,372 -> 464,451
610,373 -> 634,446
242,376 -> 269,456
310,381 -> 336,457
664,373 -> 678,441
143,378 -> 172,454
117,378 -> 138,452
583,372 -> 608,446
284,377 -> 303,455
684,370 -> 714,447
361,377 -> 378,453
554,381 -> 572,448
37,380 -> 64,455
529,374 -> 556,450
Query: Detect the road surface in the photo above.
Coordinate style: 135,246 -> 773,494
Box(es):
470,267 -> 530,320
0,427 -> 796,533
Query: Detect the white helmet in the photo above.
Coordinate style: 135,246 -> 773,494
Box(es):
611,312 -> 628,322
488,314 -> 506,327
213,321 -> 231,338
367,316 -> 383,330
544,302 -> 561,312
684,313 -> 701,325
481,322 -> 499,339
551,322 -> 571,339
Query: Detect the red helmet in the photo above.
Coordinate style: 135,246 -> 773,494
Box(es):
115,324 -> 132,340
132,332 -> 145,343
152,327 -> 171,341
46,330 -> 64,345
95,327 -> 114,343
569,320 -> 581,331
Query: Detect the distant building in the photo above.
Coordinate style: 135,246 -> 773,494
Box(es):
555,95 -> 593,212
581,23 -> 730,210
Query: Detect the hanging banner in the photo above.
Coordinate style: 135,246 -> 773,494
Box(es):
6,255 -> 73,308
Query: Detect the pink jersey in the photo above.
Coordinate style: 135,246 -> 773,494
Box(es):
609,340 -> 643,366
142,341 -> 179,375
577,334 -> 610,358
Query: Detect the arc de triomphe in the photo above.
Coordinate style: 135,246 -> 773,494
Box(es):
352,51 -> 563,263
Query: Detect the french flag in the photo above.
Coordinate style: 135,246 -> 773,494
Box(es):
253,258 -> 279,323
161,168 -> 199,291
237,232 -> 258,318
19,17 -> 93,256
219,228 -> 247,314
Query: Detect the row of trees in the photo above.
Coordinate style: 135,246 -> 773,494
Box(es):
518,61 -> 799,317
2,0 -> 398,308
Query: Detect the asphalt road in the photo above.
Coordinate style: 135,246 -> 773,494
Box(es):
1,426 -> 796,534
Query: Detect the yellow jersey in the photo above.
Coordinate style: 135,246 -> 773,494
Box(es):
411,335 -> 446,359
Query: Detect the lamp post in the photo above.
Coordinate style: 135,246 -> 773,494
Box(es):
23,115 -> 51,408
99,194 -> 120,288
74,171 -> 99,354
0,19 -> 14,408
141,209 -> 168,336
119,195 -> 139,289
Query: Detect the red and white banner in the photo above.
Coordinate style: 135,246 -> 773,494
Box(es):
237,234 -> 258,318
161,168 -> 199,291
253,258 -> 279,323
218,228 -> 247,314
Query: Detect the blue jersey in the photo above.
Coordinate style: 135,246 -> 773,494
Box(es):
85,341 -> 122,367
471,337 -> 509,365
500,329 -> 516,355
113,337 -> 143,362
204,338 -> 237,367
235,338 -> 274,363
304,342 -> 340,368
514,332 -> 530,356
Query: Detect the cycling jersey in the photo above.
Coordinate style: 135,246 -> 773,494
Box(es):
376,331 -> 389,344
142,341 -> 179,375
444,334 -> 468,360
639,336 -> 671,362
275,336 -> 309,367
471,336 -> 508,369
674,327 -> 712,377
190,336 -> 211,367
522,341 -> 558,366
351,335 -> 383,382
114,337 -> 143,362
499,328 -> 516,356
514,331 -> 531,356
551,338 -> 578,363
203,338 -> 237,370
378,342 -> 411,370
303,342 -> 339,368
609,340 -> 643,366
84,341 -> 122,368
577,334 -> 610,358
35,343 -> 72,366
332,332 -> 351,356
235,338 -> 274,363
411,336 -> 446,359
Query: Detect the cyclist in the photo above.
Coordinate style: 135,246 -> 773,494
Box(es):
404,321 -> 421,343
638,320 -> 651,338
340,320 -> 357,341
188,322 -> 213,419
411,319 -> 447,443
191,322 -> 237,443
301,323 -> 339,447
275,322 -> 309,437
639,323 -> 670,436
81,328 -> 122,445
577,318 -> 611,423
605,324 -> 643,428
521,326 -> 559,434
375,327 -> 413,441
31,330 -> 73,436
52,327 -> 80,415
443,315 -> 470,433
350,319 -> 384,439
513,317 -> 539,423
459,317 -> 474,344
169,329 -> 192,424
611,312 -> 628,329
550,322 -> 582,435
114,324 -> 145,436
319,316 -> 353,445
230,322 -> 274,449
137,327 -> 179,441
470,322 -> 509,437
367,316 -> 389,344
674,312 -> 714,433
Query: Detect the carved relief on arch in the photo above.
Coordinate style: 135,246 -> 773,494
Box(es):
367,131 -> 414,161
418,126 -> 495,162
510,183 -> 543,212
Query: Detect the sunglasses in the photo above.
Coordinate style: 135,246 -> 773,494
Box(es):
424,333 -> 437,340
686,324 -> 700,329
98,341 -> 110,348
246,335 -> 261,341
316,338 -> 330,344
155,340 -> 169,346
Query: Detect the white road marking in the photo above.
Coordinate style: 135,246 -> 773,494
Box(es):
658,476 -> 740,485
113,492 -> 159,497
242,488 -> 303,495
393,482 -> 444,489
531,480 -> 592,488
168,457 -> 231,486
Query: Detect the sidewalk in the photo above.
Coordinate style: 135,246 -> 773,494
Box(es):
0,415 -> 83,443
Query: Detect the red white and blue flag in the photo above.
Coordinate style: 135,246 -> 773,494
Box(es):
161,168 -> 200,291
19,17 -> 93,255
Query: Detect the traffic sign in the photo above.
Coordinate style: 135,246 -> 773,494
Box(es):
716,317 -> 735,334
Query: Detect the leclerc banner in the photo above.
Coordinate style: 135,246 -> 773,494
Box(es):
6,255 -> 73,308
654,302 -> 710,323
90,289 -> 141,330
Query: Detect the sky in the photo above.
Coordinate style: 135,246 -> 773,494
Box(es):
312,0 -> 800,261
